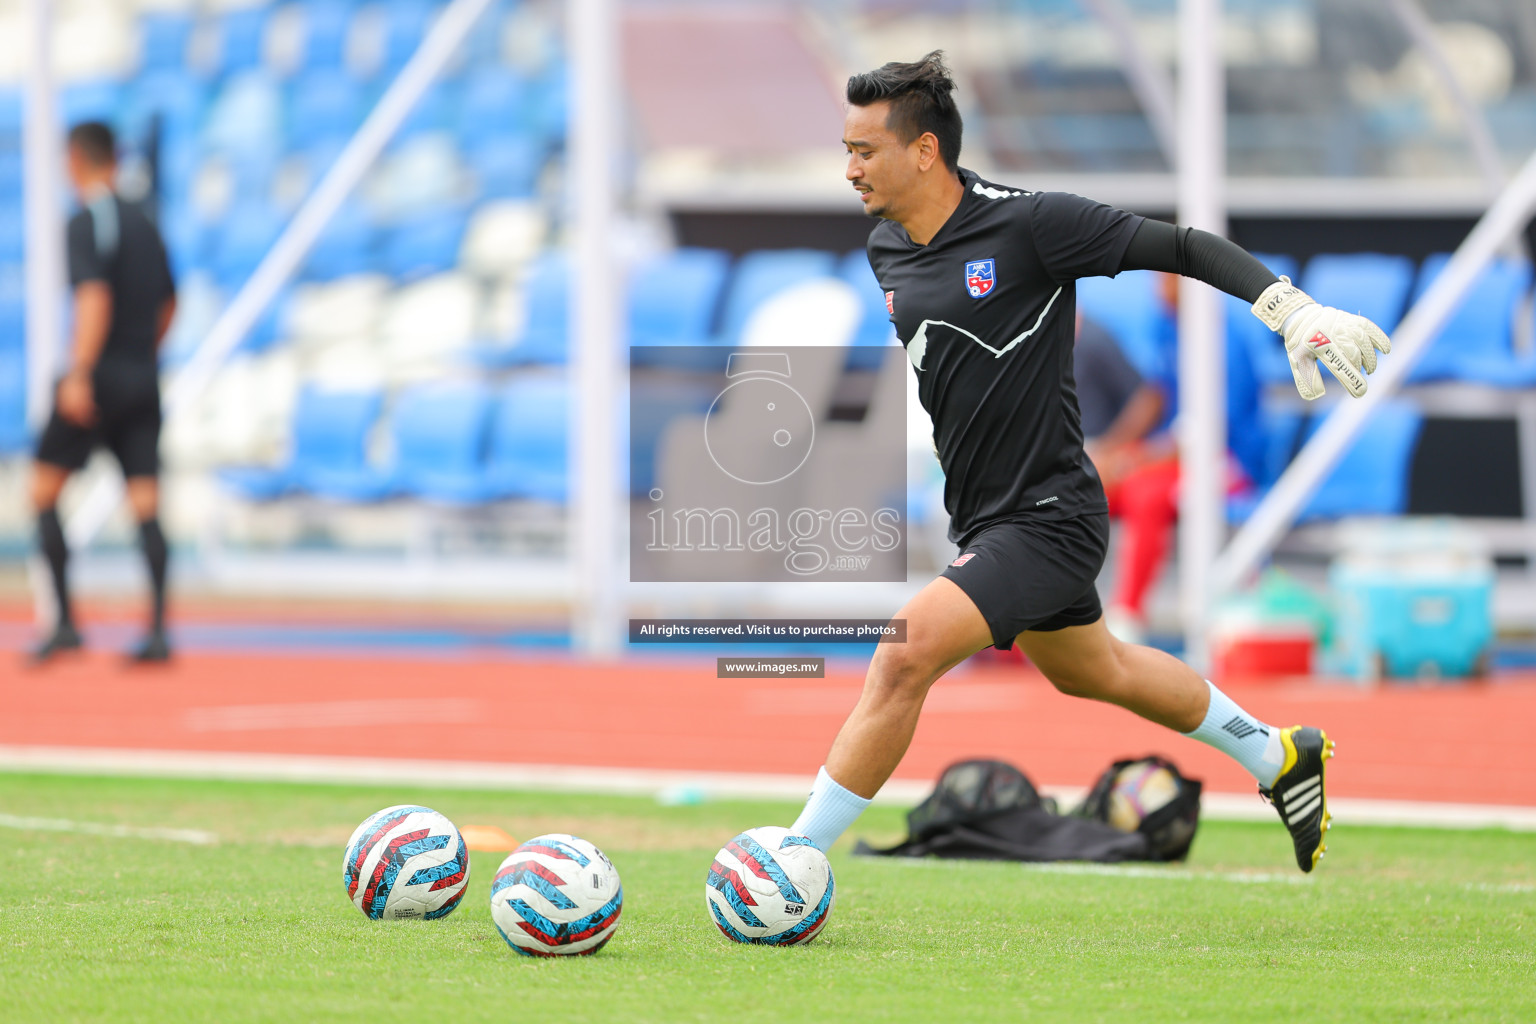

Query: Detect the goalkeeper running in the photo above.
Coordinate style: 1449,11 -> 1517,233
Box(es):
784,52 -> 1388,872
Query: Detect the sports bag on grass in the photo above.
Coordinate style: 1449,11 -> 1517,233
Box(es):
853,759 -> 1155,863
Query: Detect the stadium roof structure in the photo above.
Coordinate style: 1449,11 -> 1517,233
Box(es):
620,0 -> 1535,218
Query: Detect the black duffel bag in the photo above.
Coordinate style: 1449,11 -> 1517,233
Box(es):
854,758 -> 1159,863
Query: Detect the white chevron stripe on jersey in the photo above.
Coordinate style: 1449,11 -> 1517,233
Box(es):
1284,776 -> 1321,803
971,181 -> 1031,200
906,286 -> 1064,371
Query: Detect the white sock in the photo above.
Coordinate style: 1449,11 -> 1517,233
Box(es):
1182,680 -> 1285,787
790,766 -> 872,852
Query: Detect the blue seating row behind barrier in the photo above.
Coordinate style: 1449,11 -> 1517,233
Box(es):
220,376 -> 567,506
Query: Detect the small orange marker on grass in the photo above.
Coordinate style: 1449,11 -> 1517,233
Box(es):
459,825 -> 518,851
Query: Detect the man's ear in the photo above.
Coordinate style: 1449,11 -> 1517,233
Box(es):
915,132 -> 941,172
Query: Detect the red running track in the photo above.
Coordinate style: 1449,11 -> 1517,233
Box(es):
2,647 -> 1534,805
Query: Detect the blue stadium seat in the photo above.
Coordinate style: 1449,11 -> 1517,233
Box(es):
1255,401 -> 1424,521
213,202 -> 284,290
459,2 -> 512,70
392,381 -> 498,504
1044,113 -> 1159,168
0,268 -> 23,357
484,251 -> 567,366
530,64 -> 570,145
627,248 -> 732,370
483,376 -> 568,502
160,203 -> 212,279
297,392 -> 398,502
299,135 -> 350,183
218,6 -> 271,76
222,148 -> 282,198
1075,269 -> 1168,380
1407,253 -> 1535,385
0,258 -> 22,301
204,73 -> 284,161
629,248 -> 730,346
239,288 -> 291,356
221,387 -> 387,501
1299,253 -> 1415,334
296,0 -> 355,71
395,80 -> 456,141
155,135 -> 202,208
382,208 -> 468,281
287,70 -> 365,149
139,11 -> 195,71
628,376 -> 716,496
1225,252 -> 1298,388
1,262 -> 24,373
718,249 -> 837,346
305,201 -> 377,280
466,136 -> 545,199
123,70 -> 208,149
0,209 -> 24,263
379,0 -> 440,75
838,250 -> 898,347
456,69 -> 534,142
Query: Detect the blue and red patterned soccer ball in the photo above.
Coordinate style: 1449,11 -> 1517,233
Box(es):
489,833 -> 625,956
343,811 -> 834,952
705,826 -> 836,945
342,809 -> 628,956
342,805 -> 470,921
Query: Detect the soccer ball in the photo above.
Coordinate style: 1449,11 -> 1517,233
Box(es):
490,834 -> 623,956
705,826 -> 834,945
342,804 -> 469,920
1106,761 -> 1182,833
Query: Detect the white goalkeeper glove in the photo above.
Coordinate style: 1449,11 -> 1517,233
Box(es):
1251,277 -> 1392,401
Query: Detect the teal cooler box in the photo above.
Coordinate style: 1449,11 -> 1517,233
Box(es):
1328,521 -> 1494,682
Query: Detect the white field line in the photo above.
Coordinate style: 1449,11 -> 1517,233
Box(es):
1,745 -> 1535,831
185,698 -> 480,732
1024,863 -> 1305,884
856,855 -> 1307,884
0,812 -> 217,845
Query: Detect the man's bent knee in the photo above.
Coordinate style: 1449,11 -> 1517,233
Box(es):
1029,629 -> 1132,701
1046,669 -> 1103,700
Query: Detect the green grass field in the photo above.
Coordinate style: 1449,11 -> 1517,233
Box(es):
1,772 -> 1532,1023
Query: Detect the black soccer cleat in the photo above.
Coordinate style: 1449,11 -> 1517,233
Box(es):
128,629 -> 172,664
29,622 -> 83,664
1259,726 -> 1334,873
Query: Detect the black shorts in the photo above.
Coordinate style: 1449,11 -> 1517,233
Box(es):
36,372 -> 161,479
940,512 -> 1110,650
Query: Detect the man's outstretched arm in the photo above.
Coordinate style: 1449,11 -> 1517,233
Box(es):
1118,219 -> 1392,400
